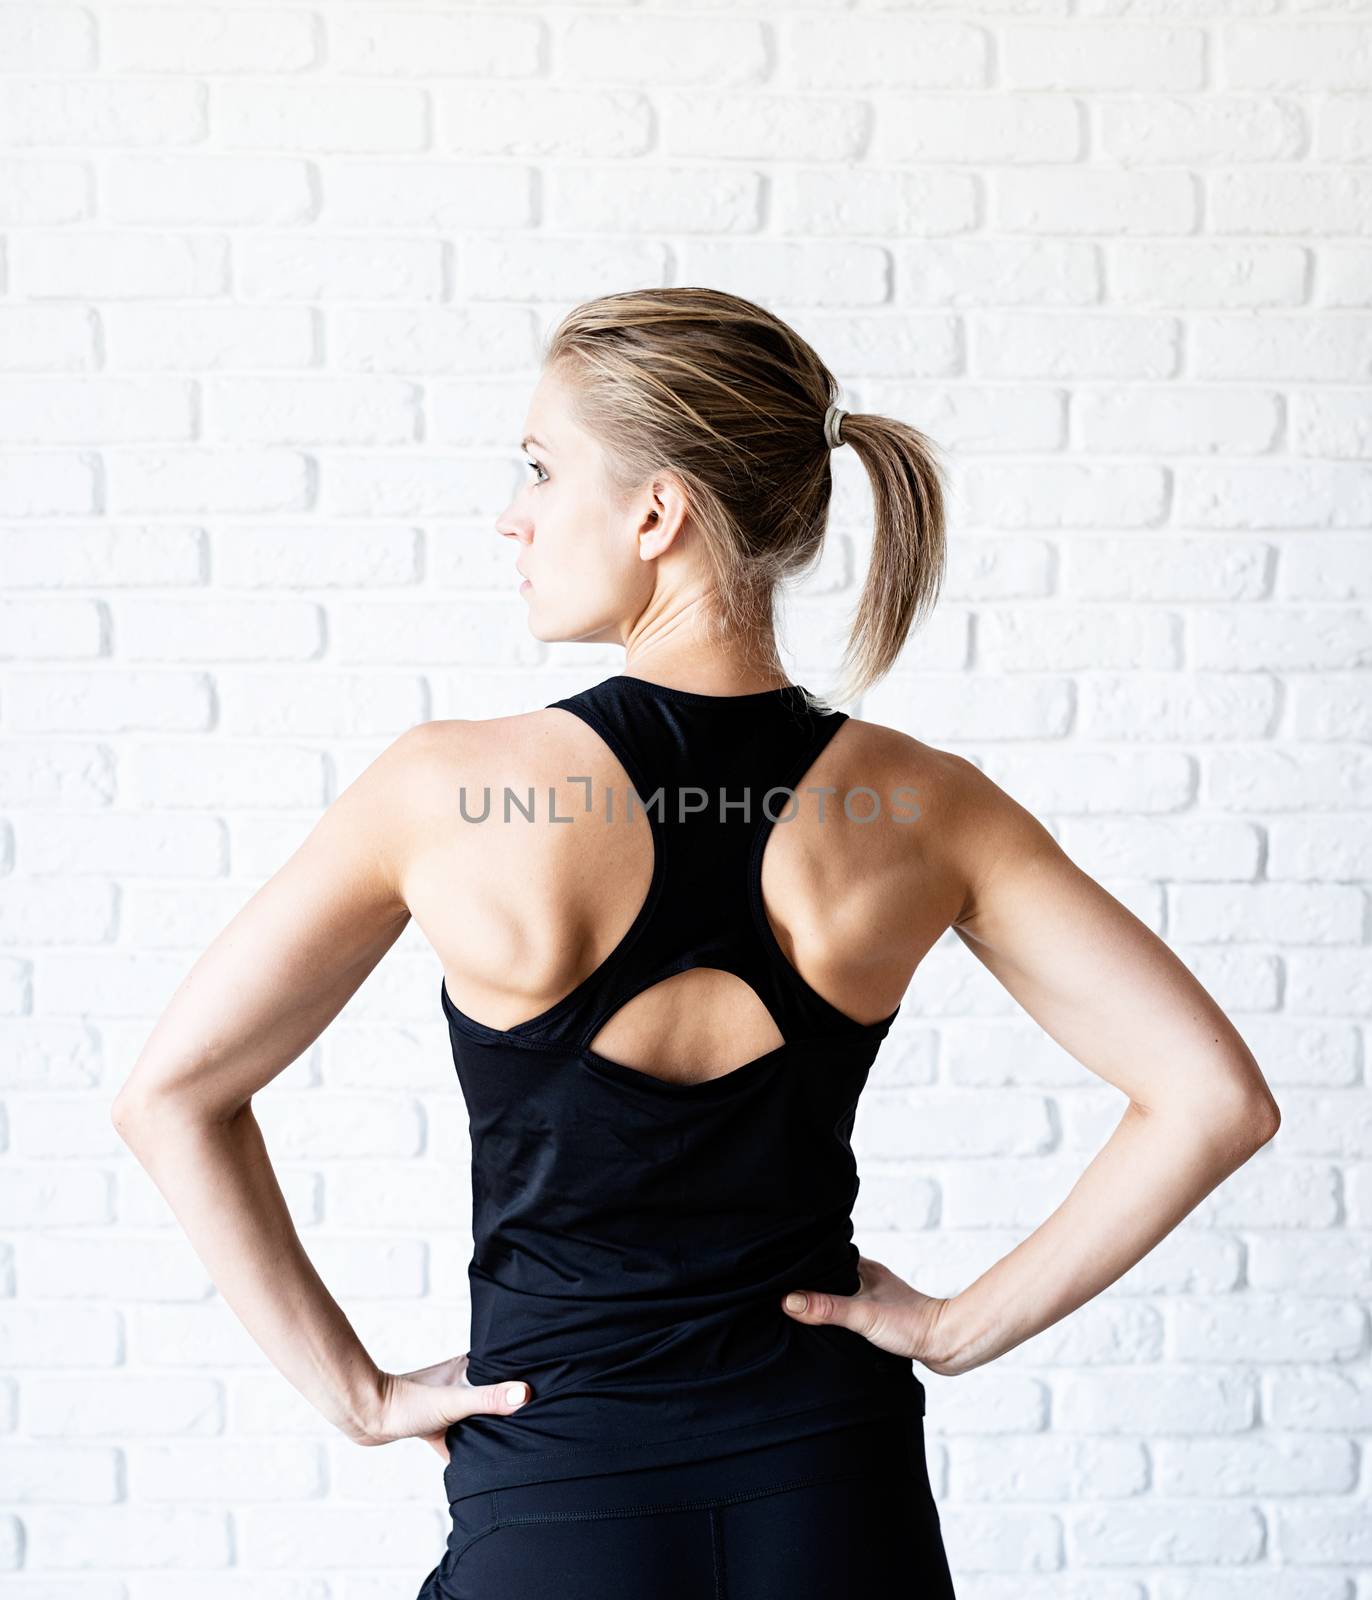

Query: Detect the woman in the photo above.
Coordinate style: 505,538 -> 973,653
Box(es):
112,287 -> 1281,1598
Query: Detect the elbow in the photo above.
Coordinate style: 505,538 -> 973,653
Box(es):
1247,1093 -> 1281,1149
110,1088 -> 153,1147
109,1084 -> 201,1145
1182,1049 -> 1283,1154
1217,1087 -> 1281,1156
111,1056 -> 174,1142
110,1089 -> 134,1136
1147,1084 -> 1281,1159
112,1082 -> 247,1142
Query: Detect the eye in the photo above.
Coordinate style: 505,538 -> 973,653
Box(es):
524,458 -> 547,485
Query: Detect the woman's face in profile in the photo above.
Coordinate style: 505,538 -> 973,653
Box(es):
497,367 -> 659,648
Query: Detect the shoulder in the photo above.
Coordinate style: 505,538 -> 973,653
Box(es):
388,705 -> 613,800
386,707 -> 559,770
360,711 -> 560,893
375,700 -> 612,819
380,708 -> 569,812
830,713 -> 972,827
835,714 -> 1056,931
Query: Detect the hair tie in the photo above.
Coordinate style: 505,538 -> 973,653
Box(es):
823,402 -> 848,450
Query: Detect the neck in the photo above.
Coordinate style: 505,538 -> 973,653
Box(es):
621,640 -> 789,698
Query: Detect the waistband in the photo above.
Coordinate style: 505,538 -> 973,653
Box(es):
455,1406 -> 926,1522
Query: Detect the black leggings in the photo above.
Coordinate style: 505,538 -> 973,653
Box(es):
416,1411 -> 956,1599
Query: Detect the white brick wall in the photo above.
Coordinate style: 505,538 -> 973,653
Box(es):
1,2 -> 1369,1594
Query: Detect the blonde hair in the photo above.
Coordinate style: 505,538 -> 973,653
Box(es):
542,286 -> 948,708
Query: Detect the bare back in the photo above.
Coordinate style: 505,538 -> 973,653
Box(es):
399,687 -> 969,1088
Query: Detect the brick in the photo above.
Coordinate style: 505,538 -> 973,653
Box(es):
104,6 -> 319,73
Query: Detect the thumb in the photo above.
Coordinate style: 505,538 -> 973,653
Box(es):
781,1289 -> 850,1329
466,1379 -> 531,1417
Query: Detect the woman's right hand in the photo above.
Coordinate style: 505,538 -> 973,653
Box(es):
359,1352 -> 533,1458
779,1254 -> 959,1375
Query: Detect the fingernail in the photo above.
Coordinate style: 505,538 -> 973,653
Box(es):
505,1383 -> 528,1406
785,1292 -> 807,1312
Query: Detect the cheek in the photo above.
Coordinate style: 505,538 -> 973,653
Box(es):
544,507 -> 626,585
588,524 -> 649,608
529,514 -> 642,622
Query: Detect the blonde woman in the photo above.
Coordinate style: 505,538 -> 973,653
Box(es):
114,288 -> 1280,1598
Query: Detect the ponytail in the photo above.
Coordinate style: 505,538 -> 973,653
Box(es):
832,412 -> 948,708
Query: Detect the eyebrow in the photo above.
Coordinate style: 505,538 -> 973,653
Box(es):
521,434 -> 550,453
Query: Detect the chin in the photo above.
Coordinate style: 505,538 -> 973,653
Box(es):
523,613 -> 580,646
523,603 -> 618,647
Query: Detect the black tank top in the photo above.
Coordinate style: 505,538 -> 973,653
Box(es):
440,672 -> 924,1495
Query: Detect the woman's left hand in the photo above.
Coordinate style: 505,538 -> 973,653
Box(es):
358,1352 -> 533,1459
780,1254 -> 954,1374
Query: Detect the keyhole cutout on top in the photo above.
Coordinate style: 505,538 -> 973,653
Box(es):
585,967 -> 785,1088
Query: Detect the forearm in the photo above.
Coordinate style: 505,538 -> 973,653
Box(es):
931,1091 -> 1279,1377
113,1094 -> 384,1441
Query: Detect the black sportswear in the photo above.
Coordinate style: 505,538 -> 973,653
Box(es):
439,672 -> 924,1499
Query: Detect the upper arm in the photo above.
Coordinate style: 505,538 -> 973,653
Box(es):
947,756 -> 1280,1133
112,722 -> 444,1125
